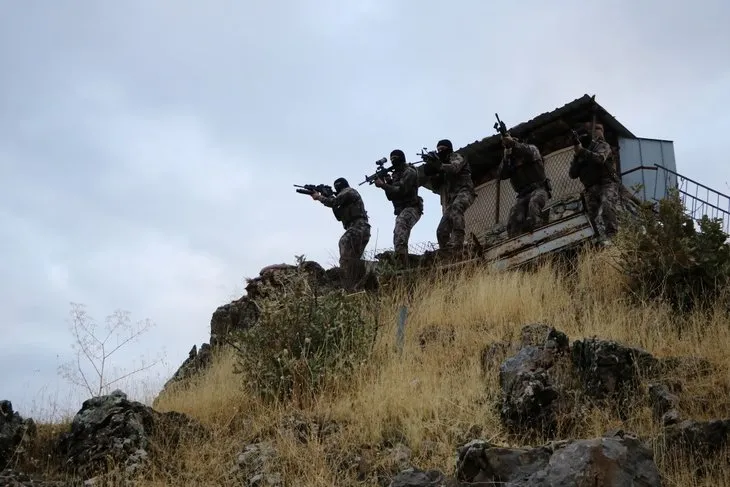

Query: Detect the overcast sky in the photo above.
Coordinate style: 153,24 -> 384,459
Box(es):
2,1 -> 728,418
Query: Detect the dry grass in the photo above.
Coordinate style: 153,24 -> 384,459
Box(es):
37,248 -> 730,485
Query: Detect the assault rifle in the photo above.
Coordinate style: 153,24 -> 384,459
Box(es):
293,183 -> 335,198
418,147 -> 444,179
571,128 -> 592,148
493,113 -> 509,136
359,157 -> 394,186
417,147 -> 440,164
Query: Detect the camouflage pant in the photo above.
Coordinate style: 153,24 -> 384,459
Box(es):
339,218 -> 371,291
437,190 -> 475,250
585,182 -> 620,239
507,187 -> 548,238
393,206 -> 422,255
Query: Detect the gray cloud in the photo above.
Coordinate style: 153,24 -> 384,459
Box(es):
1,0 -> 729,416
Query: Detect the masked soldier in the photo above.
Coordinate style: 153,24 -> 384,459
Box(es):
500,134 -> 551,237
311,178 -> 371,291
568,122 -> 620,244
425,139 -> 475,254
374,149 -> 423,263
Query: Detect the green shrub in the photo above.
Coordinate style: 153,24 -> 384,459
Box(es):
233,261 -> 377,404
615,188 -> 730,312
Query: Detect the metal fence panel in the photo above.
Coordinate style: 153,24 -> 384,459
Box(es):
464,146 -> 584,243
463,179 -> 498,243
544,146 -> 584,203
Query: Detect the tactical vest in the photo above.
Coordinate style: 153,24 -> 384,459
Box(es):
389,165 -> 423,215
333,187 -> 368,228
509,159 -> 547,196
444,153 -> 474,197
575,139 -> 618,188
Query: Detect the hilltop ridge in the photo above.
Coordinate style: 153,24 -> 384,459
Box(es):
2,242 -> 730,485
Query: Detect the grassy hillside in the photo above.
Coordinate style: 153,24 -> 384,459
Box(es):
145,247 -> 730,486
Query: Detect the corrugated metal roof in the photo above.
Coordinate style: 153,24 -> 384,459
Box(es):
456,94 -> 636,159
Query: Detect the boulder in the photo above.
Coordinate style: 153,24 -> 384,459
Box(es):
571,337 -> 658,400
648,382 -> 681,426
0,400 -> 36,471
230,441 -> 281,486
389,468 -> 456,487
209,297 -> 261,346
209,260 -> 342,347
455,433 -> 661,486
498,324 -> 570,435
157,343 -> 213,398
661,418 -> 730,460
57,390 -> 204,478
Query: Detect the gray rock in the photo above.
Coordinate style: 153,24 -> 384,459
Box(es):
231,441 -> 282,486
661,418 -> 730,459
456,439 -> 552,483
571,337 -> 658,400
519,323 -> 569,351
0,400 -> 36,471
527,436 -> 661,486
57,390 -> 204,478
648,383 -> 681,424
156,343 -> 214,400
661,409 -> 681,426
209,297 -> 261,346
455,435 -> 661,486
499,346 -> 560,434
389,468 -> 455,487
498,326 -> 569,435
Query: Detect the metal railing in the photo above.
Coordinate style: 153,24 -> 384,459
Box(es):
654,164 -> 730,233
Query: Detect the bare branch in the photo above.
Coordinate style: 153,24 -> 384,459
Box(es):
102,359 -> 162,389
76,352 -> 95,397
59,302 -> 158,400
105,318 -> 154,359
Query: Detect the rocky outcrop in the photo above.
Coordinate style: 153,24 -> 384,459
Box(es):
57,390 -> 205,479
389,431 -> 662,487
648,382 -> 681,426
230,440 -> 281,486
491,323 -> 722,439
209,261 -> 345,347
497,324 -> 571,435
158,343 -> 213,396
660,419 -> 730,463
158,260 -> 350,400
209,263 -> 313,346
485,322 -> 730,475
571,337 -> 658,400
0,400 -> 36,471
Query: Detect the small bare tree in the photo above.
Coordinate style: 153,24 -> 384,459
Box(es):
58,302 -> 162,398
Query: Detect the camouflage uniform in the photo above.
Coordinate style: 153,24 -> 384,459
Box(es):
435,152 -> 476,251
382,164 -> 423,256
569,136 -> 620,240
319,187 -> 371,290
500,142 -> 550,238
